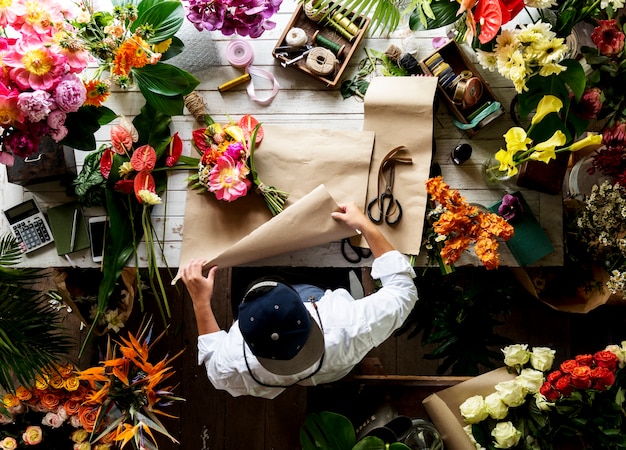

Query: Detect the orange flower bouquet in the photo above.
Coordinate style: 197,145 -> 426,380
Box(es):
424,176 -> 514,270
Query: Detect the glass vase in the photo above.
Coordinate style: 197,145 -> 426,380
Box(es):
481,155 -> 513,187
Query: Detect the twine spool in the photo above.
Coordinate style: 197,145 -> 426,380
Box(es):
184,91 -> 208,123
384,44 -> 402,63
305,47 -> 337,76
303,0 -> 329,22
331,11 -> 360,36
285,27 -> 308,47
312,30 -> 345,58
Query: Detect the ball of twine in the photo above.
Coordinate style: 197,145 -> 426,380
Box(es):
184,91 -> 208,123
304,0 -> 329,22
306,47 -> 338,76
384,45 -> 402,63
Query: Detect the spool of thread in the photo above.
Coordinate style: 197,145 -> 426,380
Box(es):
285,27 -> 308,47
324,17 -> 355,41
331,11 -> 360,36
312,30 -> 345,58
218,73 -> 252,92
305,47 -> 337,76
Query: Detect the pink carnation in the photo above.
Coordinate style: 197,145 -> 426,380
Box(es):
17,89 -> 53,122
208,155 -> 251,201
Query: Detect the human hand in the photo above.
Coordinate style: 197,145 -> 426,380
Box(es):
180,259 -> 218,308
331,202 -> 369,233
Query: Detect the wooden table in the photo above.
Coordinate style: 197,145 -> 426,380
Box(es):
0,0 -> 563,269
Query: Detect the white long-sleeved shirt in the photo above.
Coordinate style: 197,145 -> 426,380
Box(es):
197,250 -> 417,399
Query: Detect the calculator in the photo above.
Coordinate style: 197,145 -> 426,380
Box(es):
3,199 -> 54,253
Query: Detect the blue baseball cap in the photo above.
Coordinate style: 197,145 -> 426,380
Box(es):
238,281 -> 324,376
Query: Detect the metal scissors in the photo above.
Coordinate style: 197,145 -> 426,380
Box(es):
341,238 -> 372,264
367,146 -> 413,226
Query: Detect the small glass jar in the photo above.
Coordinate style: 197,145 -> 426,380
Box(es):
481,155 -> 514,186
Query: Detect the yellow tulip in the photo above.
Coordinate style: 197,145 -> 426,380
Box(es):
504,127 -> 532,152
531,95 -> 563,125
566,133 -> 603,153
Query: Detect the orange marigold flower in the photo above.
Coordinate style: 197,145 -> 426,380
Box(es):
84,79 -> 110,107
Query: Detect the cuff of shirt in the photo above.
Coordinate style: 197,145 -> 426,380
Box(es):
197,330 -> 228,366
370,250 -> 415,279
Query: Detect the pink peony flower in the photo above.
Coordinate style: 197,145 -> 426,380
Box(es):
46,109 -> 66,129
224,141 -> 245,160
17,89 -> 53,122
53,73 -> 86,112
592,19 -> 625,57
208,155 -> 251,201
49,125 -> 68,141
3,37 -> 68,91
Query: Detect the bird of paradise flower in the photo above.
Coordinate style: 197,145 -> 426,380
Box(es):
77,321 -> 184,449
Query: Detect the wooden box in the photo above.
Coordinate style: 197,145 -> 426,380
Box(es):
272,2 -> 370,88
7,136 -> 76,186
419,41 -> 504,137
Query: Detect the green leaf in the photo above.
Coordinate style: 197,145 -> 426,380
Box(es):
161,35 -> 184,61
62,105 -> 116,150
409,0 -> 458,31
300,412 -> 356,450
132,0 -> 185,43
133,63 -> 199,96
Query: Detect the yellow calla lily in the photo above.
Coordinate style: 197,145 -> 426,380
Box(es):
504,127 -> 532,152
529,130 -> 567,163
566,133 -> 603,153
531,95 -> 563,125
495,148 -> 519,176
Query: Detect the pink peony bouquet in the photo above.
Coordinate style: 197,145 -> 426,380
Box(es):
0,0 -> 91,166
183,0 -> 283,38
189,114 -> 288,215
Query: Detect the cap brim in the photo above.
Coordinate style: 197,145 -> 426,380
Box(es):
255,314 -> 324,376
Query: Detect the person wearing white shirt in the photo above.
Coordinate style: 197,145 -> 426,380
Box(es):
180,202 -> 418,399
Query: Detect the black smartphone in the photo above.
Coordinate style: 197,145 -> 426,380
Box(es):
88,216 -> 108,263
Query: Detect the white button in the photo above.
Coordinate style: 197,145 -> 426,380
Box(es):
271,332 -> 279,340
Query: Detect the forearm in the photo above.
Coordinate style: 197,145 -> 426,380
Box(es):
359,221 -> 394,258
193,301 -> 221,335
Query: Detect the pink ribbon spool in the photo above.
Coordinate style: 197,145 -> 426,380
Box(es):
225,40 -> 280,106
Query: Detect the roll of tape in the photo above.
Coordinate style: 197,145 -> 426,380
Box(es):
453,77 -> 483,109
285,27 -> 308,47
305,47 -> 336,76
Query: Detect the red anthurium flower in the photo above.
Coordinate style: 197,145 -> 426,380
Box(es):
474,0 -> 503,44
130,145 -> 157,172
498,0 -> 524,25
238,114 -> 264,146
192,128 -> 211,153
134,171 -> 156,203
165,132 -> 182,167
100,147 -> 115,179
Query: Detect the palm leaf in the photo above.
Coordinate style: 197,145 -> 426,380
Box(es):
306,0 -> 401,35
0,234 -> 72,393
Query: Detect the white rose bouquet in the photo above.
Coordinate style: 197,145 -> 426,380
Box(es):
458,344 -> 556,449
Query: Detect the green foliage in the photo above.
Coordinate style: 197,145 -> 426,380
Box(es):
340,48 -> 408,99
517,59 -> 589,142
0,234 -> 72,393
133,62 -> 199,116
73,145 -> 107,207
408,0 -> 457,31
62,105 -> 116,151
396,268 -> 523,376
305,0 -> 401,35
300,412 -> 411,450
